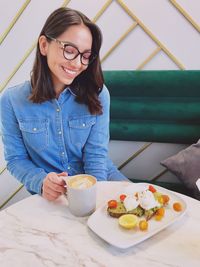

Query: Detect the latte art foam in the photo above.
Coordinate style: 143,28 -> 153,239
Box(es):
70,177 -> 94,189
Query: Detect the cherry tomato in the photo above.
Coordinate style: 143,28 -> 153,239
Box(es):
149,185 -> 156,193
120,194 -> 127,202
155,215 -> 163,221
139,220 -> 148,231
156,207 -> 165,217
162,195 -> 170,205
157,195 -> 164,204
107,200 -> 117,209
173,202 -> 182,212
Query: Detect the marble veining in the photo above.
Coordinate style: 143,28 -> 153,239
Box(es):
0,181 -> 200,267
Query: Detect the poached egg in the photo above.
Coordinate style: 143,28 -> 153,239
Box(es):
138,190 -> 160,210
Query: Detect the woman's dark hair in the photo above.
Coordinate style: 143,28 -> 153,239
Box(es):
30,7 -> 104,114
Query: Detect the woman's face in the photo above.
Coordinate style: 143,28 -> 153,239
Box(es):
39,24 -> 93,94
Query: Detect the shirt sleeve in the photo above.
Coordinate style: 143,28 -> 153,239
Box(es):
83,85 -> 110,180
0,89 -> 47,194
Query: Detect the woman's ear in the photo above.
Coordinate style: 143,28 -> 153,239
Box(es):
39,35 -> 49,56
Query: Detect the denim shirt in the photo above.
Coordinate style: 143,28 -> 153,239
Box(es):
0,81 -> 111,194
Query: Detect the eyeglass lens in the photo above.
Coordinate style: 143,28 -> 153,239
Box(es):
63,45 -> 95,65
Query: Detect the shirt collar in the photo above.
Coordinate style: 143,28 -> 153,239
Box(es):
61,86 -> 77,97
68,87 -> 77,96
56,86 -> 77,104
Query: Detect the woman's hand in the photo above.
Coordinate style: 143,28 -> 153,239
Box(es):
42,172 -> 68,201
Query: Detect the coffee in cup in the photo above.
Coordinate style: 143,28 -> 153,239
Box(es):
68,175 -> 95,189
63,174 -> 97,217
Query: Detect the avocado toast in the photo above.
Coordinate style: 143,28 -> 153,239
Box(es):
107,186 -> 168,220
107,201 -> 144,218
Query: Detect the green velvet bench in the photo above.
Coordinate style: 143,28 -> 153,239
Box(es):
104,70 -> 200,198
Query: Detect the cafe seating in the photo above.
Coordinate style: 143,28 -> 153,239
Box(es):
104,70 -> 200,199
1,70 -> 200,209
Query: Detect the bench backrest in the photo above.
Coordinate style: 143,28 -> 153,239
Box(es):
104,70 -> 200,144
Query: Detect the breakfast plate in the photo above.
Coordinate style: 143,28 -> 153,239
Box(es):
87,183 -> 187,249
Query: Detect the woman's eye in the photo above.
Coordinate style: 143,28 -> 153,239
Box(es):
83,53 -> 91,59
65,46 -> 77,54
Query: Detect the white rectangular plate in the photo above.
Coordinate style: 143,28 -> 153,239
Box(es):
87,183 -> 187,249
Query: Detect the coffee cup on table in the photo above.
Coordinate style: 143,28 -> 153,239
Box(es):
62,174 -> 97,217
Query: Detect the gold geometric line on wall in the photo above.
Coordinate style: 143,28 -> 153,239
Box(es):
117,0 -> 185,70
151,168 -> 168,182
0,166 -> 7,175
0,41 -> 37,92
118,142 -> 152,170
61,0 -> 71,7
0,0 -> 71,93
101,22 -> 138,63
0,0 -> 31,45
136,47 -> 161,70
169,0 -> 200,33
0,184 -> 24,210
93,0 -> 113,23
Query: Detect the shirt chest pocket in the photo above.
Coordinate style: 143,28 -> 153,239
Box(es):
68,116 -> 96,147
19,119 -> 49,152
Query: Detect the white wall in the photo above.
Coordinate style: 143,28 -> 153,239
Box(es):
0,0 -> 200,208
1,0 -> 200,89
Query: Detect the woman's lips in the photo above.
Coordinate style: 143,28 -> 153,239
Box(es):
62,66 -> 77,77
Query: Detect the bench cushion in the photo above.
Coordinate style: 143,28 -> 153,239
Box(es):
104,70 -> 200,144
161,140 -> 200,200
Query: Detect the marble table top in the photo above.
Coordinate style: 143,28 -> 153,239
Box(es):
0,181 -> 199,267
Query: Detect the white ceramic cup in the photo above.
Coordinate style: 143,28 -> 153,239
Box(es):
63,174 -> 97,217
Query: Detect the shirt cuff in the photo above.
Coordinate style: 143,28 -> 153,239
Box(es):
29,171 -> 47,195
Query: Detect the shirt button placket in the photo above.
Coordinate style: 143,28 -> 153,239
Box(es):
55,104 -> 68,167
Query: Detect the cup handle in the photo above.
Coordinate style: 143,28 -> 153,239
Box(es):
58,176 -> 69,197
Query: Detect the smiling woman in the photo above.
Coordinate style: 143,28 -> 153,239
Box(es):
38,24 -> 93,97
0,7 -> 127,202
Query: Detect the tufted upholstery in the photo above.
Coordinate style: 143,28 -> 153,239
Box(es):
104,70 -> 200,144
104,70 -> 200,198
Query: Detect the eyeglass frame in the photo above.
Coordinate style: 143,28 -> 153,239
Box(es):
45,35 -> 97,66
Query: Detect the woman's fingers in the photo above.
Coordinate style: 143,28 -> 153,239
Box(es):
42,172 -> 67,200
47,180 -> 66,194
57,172 -> 68,177
43,190 -> 62,201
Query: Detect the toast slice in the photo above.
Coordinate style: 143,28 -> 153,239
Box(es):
144,207 -> 160,220
107,201 -> 144,218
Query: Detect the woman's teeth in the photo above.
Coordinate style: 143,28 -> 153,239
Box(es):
63,67 -> 76,75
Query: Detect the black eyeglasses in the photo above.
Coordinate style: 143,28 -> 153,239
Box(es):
46,35 -> 97,66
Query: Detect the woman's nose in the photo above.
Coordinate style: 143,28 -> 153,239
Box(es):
70,54 -> 82,67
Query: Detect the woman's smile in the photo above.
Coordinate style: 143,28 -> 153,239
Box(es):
61,65 -> 78,78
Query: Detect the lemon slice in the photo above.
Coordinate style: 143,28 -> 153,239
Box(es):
118,214 -> 138,229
